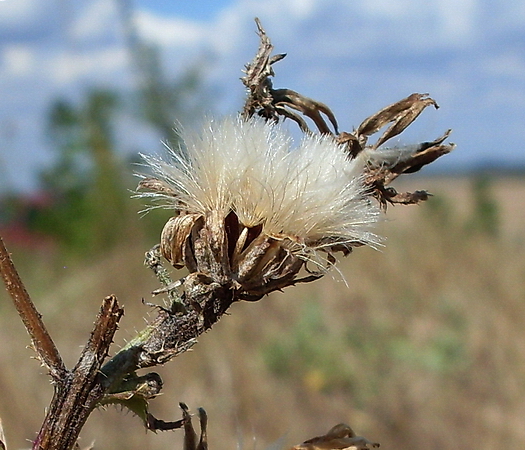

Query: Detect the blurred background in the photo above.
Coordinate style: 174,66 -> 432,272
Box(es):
1,0 -> 525,449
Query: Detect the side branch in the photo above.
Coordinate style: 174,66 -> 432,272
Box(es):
0,235 -> 66,379
103,273 -> 235,371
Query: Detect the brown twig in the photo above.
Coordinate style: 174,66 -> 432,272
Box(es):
34,295 -> 124,450
0,235 -> 66,380
0,236 -> 129,449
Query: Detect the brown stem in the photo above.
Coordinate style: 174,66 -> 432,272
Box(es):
103,273 -> 235,371
34,295 -> 123,450
0,235 -> 66,379
32,276 -> 232,449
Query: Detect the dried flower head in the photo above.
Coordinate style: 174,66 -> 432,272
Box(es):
138,116 -> 380,301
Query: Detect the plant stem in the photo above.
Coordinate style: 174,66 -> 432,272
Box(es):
0,236 -> 66,379
33,296 -> 123,450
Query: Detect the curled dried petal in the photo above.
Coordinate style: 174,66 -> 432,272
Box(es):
272,88 -> 339,134
160,214 -> 203,268
356,93 -> 438,148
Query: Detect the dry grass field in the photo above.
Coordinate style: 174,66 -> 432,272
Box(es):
1,174 -> 525,450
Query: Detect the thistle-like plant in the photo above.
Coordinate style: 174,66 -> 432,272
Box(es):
0,18 -> 454,450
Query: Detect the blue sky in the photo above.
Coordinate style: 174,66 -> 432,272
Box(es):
137,0 -> 231,21
1,0 -> 525,193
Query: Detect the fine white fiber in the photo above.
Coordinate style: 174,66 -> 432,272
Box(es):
140,116 -> 381,252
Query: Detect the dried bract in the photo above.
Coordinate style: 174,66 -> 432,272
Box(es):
180,403 -> 208,450
241,17 -> 285,121
242,19 -> 338,135
354,93 -> 438,150
242,19 -> 455,209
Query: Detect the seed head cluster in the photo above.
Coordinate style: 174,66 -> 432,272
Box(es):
142,116 -> 380,254
139,116 -> 381,300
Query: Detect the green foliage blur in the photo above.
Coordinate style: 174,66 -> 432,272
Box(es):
35,90 -> 129,254
2,42 -> 205,260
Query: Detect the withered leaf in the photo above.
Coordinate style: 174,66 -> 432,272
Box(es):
292,423 -> 380,450
356,93 -> 438,148
272,88 -> 339,134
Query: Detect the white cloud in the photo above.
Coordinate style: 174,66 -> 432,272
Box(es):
70,0 -> 119,42
0,0 -> 47,28
482,51 -> 525,78
0,0 -> 57,45
135,11 -> 205,47
2,44 -> 34,76
435,0 -> 478,44
287,0 -> 317,18
47,47 -> 129,84
356,0 -> 415,19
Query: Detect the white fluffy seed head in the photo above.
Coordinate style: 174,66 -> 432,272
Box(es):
140,115 -> 381,253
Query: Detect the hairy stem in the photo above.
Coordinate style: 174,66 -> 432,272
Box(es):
103,273 -> 235,371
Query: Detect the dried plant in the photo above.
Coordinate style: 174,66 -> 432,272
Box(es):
0,18 -> 454,450
138,115 -> 380,302
290,423 -> 380,450
242,19 -> 455,208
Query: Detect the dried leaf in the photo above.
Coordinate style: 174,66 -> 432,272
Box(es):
356,93 -> 438,148
273,88 -> 339,134
291,423 -> 379,450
